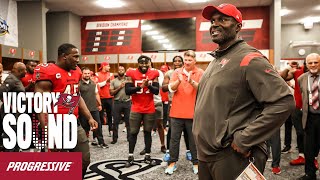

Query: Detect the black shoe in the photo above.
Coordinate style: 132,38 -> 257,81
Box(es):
297,174 -> 316,180
125,156 -> 134,168
161,146 -> 166,153
140,149 -> 146,155
91,138 -> 98,146
281,146 -> 291,154
144,155 -> 156,166
111,140 -> 117,144
99,143 -> 109,149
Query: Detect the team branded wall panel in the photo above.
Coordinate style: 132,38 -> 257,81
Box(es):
199,19 -> 265,49
79,55 -> 95,64
198,7 -> 269,51
142,53 -> 165,63
82,7 -> 269,55
165,52 -> 184,63
2,44 -> 21,58
83,20 -> 140,55
119,53 -> 141,63
96,54 -> 117,64
195,51 -> 214,62
23,48 -> 40,61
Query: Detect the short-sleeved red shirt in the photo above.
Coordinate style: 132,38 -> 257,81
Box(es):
126,68 -> 159,113
33,63 -> 82,116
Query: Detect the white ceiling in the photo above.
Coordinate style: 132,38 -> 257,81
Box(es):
282,0 -> 320,24
17,0 -> 320,24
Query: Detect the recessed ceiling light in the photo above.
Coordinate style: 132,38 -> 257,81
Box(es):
280,9 -> 291,16
301,16 -> 320,24
185,0 -> 207,3
152,35 -> 165,40
96,0 -> 124,8
141,25 -> 152,31
158,39 -> 169,43
146,31 -> 159,35
163,44 -> 172,49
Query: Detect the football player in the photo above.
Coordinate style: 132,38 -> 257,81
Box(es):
124,55 -> 159,167
33,43 -> 98,178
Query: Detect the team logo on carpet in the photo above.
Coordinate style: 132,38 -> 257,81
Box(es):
85,158 -> 164,180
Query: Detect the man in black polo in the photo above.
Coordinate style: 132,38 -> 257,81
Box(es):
79,67 -> 108,148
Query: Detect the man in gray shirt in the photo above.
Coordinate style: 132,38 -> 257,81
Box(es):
110,66 -> 131,144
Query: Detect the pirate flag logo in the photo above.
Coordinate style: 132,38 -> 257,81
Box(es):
84,158 -> 164,180
55,93 -> 81,114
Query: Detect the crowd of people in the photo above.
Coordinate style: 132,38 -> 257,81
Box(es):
0,3 -> 320,180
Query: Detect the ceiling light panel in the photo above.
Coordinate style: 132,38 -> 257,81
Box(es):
96,0 -> 125,8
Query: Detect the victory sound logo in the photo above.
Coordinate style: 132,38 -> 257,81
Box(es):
2,92 -> 79,150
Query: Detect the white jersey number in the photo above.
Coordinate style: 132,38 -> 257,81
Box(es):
134,80 -> 152,94
64,84 -> 79,96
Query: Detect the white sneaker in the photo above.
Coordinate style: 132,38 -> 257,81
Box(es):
192,164 -> 198,174
165,163 -> 177,175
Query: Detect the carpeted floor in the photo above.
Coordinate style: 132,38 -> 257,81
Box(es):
86,124 -> 320,180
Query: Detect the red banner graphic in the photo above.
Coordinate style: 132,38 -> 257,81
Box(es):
0,152 -> 82,180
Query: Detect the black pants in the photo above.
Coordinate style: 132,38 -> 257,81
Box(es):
267,129 -> 281,167
112,101 -> 131,141
198,146 -> 267,180
292,108 -> 304,153
79,111 -> 105,144
166,102 -> 189,150
169,118 -> 197,164
284,115 -> 292,148
99,98 -> 113,132
162,102 -> 169,127
304,113 -> 320,178
128,112 -> 155,154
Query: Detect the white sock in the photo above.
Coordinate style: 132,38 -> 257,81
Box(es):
298,153 -> 304,158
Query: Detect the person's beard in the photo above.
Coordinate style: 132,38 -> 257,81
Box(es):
83,76 -> 90,81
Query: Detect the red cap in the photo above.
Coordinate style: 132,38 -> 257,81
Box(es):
160,65 -> 169,72
202,3 -> 242,24
99,62 -> 109,70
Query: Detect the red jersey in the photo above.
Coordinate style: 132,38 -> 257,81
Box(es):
96,71 -> 114,99
126,68 -> 159,113
293,67 -> 304,109
33,63 -> 82,116
21,72 -> 34,92
160,89 -> 169,102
